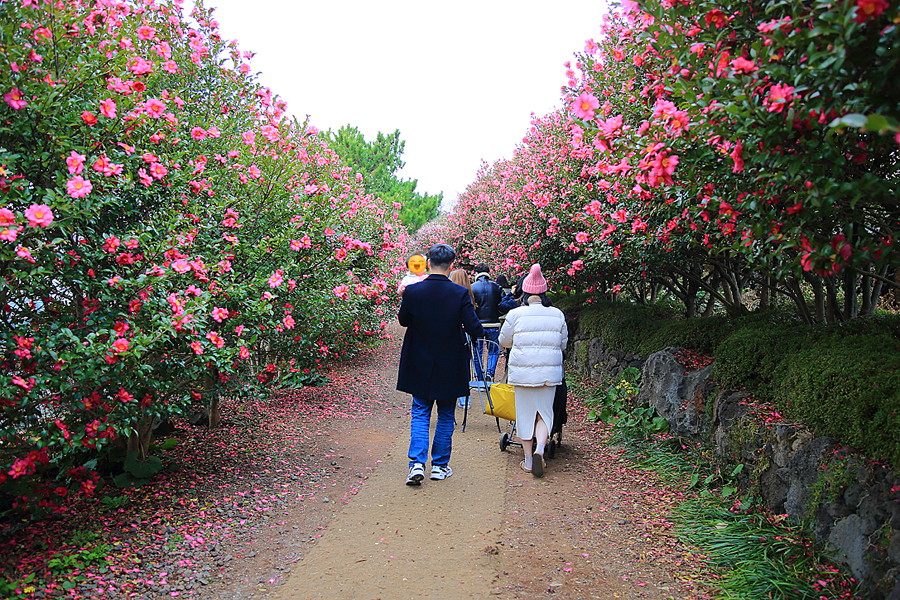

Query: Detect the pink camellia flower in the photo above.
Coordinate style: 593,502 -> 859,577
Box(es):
571,92 -> 600,120
137,25 -> 156,40
612,208 -> 629,223
24,204 -> 54,228
731,57 -> 758,74
206,331 -> 224,349
128,56 -> 153,75
268,270 -> 283,288
730,141 -> 745,173
241,130 -> 256,146
111,338 -> 130,353
0,208 -> 14,226
3,88 -> 27,110
171,259 -> 191,273
334,248 -> 347,262
207,126 -> 221,138
299,235 -> 312,248
333,284 -> 350,300
211,307 -> 229,322
239,346 -> 250,359
66,151 -> 86,174
704,9 -> 727,28
99,98 -> 117,119
854,0 -> 889,22
81,111 -> 98,125
235,324 -> 245,336
144,98 -> 165,117
283,315 -> 295,329
767,83 -> 794,113
17,246 -> 35,263
290,239 -> 302,251
190,341 -> 203,355
0,226 -> 20,242
149,162 -> 168,179
190,127 -> 207,140
650,151 -> 679,186
575,232 -> 589,244
66,176 -> 92,199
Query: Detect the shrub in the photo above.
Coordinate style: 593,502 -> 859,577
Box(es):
778,333 -> 900,467
570,302 -> 900,467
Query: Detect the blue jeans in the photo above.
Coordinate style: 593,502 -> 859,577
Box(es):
473,327 -> 500,380
408,396 -> 455,467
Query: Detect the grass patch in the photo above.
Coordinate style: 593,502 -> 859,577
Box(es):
675,499 -> 860,599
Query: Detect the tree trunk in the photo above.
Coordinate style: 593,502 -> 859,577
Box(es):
126,416 -> 154,461
860,268 -> 872,316
206,371 -> 221,428
759,275 -> 770,311
786,277 -> 814,325
842,268 -> 858,320
823,276 -> 840,323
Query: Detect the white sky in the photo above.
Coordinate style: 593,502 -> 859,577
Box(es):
202,0 -> 609,208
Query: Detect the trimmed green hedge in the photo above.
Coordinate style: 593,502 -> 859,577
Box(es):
569,300 -> 900,467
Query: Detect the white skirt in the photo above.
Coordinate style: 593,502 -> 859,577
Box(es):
514,385 -> 555,440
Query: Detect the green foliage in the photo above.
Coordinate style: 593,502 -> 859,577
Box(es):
0,573 -> 35,600
47,544 -> 110,577
587,368 -> 669,440
676,498 -> 860,599
99,495 -> 131,511
573,302 -> 900,467
327,125 -> 441,233
779,333 -> 900,467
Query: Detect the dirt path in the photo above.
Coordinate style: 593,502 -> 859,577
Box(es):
260,325 -> 710,600
273,409 -> 509,600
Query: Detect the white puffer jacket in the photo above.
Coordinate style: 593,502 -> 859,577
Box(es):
499,297 -> 568,387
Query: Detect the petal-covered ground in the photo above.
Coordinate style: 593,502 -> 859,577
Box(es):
4,329 -> 726,600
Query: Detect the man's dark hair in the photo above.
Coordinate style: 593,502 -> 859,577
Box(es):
428,243 -> 456,268
496,274 -> 509,288
473,263 -> 490,275
513,274 -> 527,298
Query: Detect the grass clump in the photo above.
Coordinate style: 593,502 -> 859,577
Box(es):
676,499 -> 861,599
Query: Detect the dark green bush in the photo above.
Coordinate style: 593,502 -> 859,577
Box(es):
778,333 -> 900,467
567,300 -> 900,468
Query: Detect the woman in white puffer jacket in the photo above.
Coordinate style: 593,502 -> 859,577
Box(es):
498,264 -> 567,478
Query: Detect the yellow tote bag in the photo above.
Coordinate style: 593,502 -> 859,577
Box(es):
483,383 -> 516,421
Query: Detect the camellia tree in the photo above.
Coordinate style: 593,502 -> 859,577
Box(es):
0,0 -> 407,516
439,0 -> 899,323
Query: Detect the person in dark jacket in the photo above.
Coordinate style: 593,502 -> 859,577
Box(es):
470,263 -> 502,381
397,244 -> 484,486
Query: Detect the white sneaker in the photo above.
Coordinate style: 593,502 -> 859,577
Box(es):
406,463 -> 425,486
430,465 -> 452,480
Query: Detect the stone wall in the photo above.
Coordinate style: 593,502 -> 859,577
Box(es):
566,316 -> 900,599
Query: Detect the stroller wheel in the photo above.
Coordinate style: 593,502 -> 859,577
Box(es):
547,439 -> 557,459
500,432 -> 510,451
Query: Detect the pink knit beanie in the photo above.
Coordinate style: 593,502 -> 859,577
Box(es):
521,263 -> 547,294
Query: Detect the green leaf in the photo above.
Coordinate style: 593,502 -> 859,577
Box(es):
123,451 -> 163,478
839,113 -> 867,128
864,113 -> 891,132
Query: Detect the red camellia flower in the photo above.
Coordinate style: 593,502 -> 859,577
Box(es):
854,0 -> 889,23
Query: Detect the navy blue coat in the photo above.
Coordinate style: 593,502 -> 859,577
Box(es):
396,274 -> 485,401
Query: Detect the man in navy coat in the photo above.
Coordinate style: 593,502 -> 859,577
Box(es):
397,243 -> 484,486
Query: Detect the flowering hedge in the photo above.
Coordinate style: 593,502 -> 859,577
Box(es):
1,0 -> 407,516
438,0 -> 899,323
